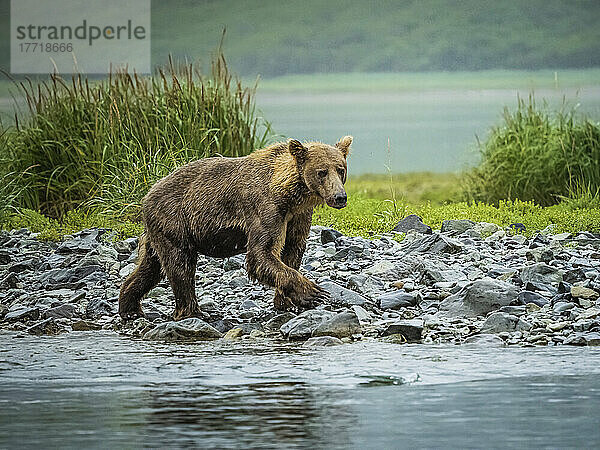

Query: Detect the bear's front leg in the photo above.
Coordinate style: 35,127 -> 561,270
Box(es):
246,224 -> 328,311
274,210 -> 321,311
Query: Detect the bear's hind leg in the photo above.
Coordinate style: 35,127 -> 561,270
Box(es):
119,235 -> 163,320
152,233 -> 200,321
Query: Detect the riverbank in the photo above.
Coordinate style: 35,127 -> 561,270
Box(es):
1,220 -> 599,347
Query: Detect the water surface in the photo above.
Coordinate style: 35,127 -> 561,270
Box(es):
2,331 -> 600,448
257,87 -> 600,174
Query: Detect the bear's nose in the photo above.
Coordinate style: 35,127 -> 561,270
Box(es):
334,192 -> 347,206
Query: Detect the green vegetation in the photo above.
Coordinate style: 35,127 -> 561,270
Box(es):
346,172 -> 461,205
465,96 -> 600,206
313,196 -> 600,238
0,56 -> 271,219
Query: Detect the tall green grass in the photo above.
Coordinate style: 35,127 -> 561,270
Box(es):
0,54 -> 272,218
465,96 -> 600,206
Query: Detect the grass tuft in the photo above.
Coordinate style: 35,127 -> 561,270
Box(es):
465,95 -> 600,206
0,53 -> 273,219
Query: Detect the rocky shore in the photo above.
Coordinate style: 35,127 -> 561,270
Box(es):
1,217 -> 600,347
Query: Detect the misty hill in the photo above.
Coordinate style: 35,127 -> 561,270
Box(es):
1,0 -> 599,78
152,0 -> 600,77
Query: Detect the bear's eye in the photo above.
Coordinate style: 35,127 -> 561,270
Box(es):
317,169 -> 328,178
337,168 -> 345,179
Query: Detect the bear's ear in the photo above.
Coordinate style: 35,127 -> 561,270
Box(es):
288,139 -> 308,162
336,135 -> 353,158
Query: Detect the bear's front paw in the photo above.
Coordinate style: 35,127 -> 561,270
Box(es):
119,309 -> 145,321
291,282 -> 330,311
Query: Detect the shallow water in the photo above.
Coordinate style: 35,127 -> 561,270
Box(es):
1,331 -> 600,448
257,87 -> 600,174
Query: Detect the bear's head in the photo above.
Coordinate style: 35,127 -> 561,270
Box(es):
288,136 -> 353,209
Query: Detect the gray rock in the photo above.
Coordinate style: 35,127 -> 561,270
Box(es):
0,272 -> 19,289
280,309 -> 335,340
321,228 -> 343,244
302,336 -> 344,347
438,278 -> 519,318
518,290 -> 549,307
441,219 -> 475,234
143,318 -> 223,341
57,228 -> 105,253
321,281 -> 368,306
223,256 -> 244,271
379,291 -> 417,309
71,319 -> 102,331
351,305 -> 372,323
463,334 -> 506,347
516,318 -> 533,331
8,260 -> 35,273
553,301 -> 576,313
264,312 -> 296,331
26,318 -> 67,336
571,286 -> 599,300
381,320 -> 423,342
4,306 -> 40,322
481,312 -> 518,333
86,298 -> 116,318
392,215 -> 432,235
520,263 -> 563,285
499,305 -> 526,316
403,234 -> 462,254
312,310 -> 361,339
43,303 -> 77,319
563,332 -> 600,346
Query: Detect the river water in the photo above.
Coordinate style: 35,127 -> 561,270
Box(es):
257,87 -> 600,174
1,331 -> 600,448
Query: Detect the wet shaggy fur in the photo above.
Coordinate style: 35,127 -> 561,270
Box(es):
119,136 -> 353,320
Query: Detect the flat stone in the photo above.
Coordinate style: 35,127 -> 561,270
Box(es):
26,318 -> 67,336
379,291 -> 417,309
43,303 -> 78,319
4,306 -> 39,322
441,219 -> 475,234
264,312 -> 296,331
392,215 -> 432,235
520,263 -> 563,285
553,301 -> 576,313
481,312 -> 518,333
321,281 -> 367,306
321,228 -> 343,244
403,234 -> 462,254
302,336 -> 344,347
438,278 -> 519,318
463,334 -> 506,347
71,319 -> 102,331
563,332 -> 600,346
517,290 -> 549,307
312,310 -> 361,339
86,298 -> 115,318
280,309 -> 335,340
571,286 -> 599,300
143,318 -> 223,341
381,320 -> 423,342
223,328 -> 243,340
364,260 -> 396,276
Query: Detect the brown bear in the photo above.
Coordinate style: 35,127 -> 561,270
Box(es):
118,136 -> 353,321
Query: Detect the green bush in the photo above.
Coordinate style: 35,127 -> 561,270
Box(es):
1,54 -> 272,218
465,96 -> 600,206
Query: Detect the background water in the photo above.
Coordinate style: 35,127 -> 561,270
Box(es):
2,331 -> 600,449
257,87 -> 600,174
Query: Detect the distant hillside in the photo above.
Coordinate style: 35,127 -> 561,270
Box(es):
151,0 -> 600,77
1,0 -> 600,77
